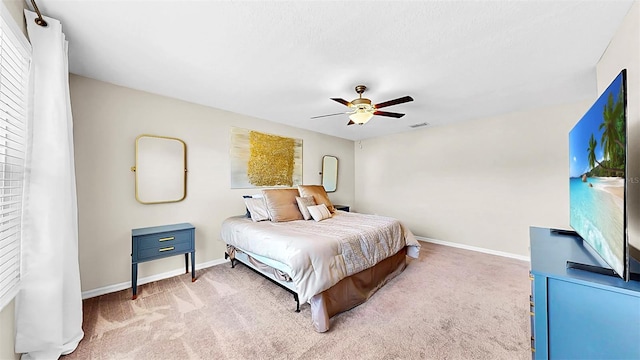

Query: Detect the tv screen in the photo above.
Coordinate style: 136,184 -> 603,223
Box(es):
569,69 -> 627,280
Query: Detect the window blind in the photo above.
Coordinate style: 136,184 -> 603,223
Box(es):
0,7 -> 30,312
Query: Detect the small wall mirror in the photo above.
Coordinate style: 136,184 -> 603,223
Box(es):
321,155 -> 338,192
132,135 -> 187,204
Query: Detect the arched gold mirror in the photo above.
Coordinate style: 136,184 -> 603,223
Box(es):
132,134 -> 187,204
321,155 -> 338,193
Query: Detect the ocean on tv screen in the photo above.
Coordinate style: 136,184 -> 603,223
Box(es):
570,176 -> 624,275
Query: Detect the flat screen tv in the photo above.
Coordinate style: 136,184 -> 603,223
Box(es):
568,69 -> 630,280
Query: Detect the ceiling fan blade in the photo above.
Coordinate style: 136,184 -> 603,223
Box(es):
310,112 -> 347,119
331,98 -> 352,107
347,120 -> 355,126
374,96 -> 413,109
374,110 -> 405,118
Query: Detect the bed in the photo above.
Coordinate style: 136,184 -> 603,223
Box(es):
221,186 -> 420,332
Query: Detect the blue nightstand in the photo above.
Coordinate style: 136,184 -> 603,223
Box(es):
131,223 -> 195,299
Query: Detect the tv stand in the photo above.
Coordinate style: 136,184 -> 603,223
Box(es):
529,227 -> 640,359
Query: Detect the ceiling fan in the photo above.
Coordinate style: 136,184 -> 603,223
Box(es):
311,85 -> 413,125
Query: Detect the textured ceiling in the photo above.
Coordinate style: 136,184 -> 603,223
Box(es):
34,1 -> 634,141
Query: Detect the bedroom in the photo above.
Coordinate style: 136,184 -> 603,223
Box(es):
0,0 -> 638,359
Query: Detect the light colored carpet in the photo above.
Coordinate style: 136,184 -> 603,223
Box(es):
62,242 -> 531,360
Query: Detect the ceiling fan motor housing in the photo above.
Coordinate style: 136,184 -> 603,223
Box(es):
351,97 -> 372,110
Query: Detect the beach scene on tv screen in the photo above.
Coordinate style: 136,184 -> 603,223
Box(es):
569,72 -> 625,277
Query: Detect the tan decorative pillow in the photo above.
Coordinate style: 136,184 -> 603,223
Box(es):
298,185 -> 335,213
296,196 -> 316,220
307,204 -> 332,222
262,188 -> 303,222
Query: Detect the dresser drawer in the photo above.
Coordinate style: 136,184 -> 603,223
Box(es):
135,229 -> 192,251
137,240 -> 193,260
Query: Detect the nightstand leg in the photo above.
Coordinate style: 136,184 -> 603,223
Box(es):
184,253 -> 188,274
132,263 -> 138,300
191,251 -> 196,282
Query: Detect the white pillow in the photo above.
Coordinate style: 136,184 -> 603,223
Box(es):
296,196 -> 316,220
243,194 -> 263,218
244,197 -> 270,222
307,203 -> 332,222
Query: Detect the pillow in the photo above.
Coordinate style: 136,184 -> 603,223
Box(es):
244,197 -> 270,222
262,188 -> 303,222
307,203 -> 332,222
242,195 -> 252,217
298,185 -> 336,213
296,196 -> 316,220
243,194 -> 263,218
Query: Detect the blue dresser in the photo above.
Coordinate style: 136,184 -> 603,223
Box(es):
131,223 -> 195,299
529,227 -> 640,359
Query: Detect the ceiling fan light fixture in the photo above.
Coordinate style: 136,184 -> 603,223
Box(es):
349,109 -> 374,124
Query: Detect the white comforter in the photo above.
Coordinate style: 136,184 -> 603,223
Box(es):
220,211 -> 420,303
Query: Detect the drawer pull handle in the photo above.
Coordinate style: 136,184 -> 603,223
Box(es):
159,246 -> 175,252
159,236 -> 175,242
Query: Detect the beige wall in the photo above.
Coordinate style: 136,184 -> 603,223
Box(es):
0,299 -> 17,360
596,1 -> 640,254
353,3 -> 639,259
70,74 -> 355,293
1,2 -> 24,359
354,100 -> 590,257
3,0 -> 23,34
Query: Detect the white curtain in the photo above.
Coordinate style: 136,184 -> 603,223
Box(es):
15,10 -> 84,359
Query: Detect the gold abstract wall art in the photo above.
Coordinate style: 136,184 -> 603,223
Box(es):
230,127 -> 303,188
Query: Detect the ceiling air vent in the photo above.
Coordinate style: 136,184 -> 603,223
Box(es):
409,122 -> 429,129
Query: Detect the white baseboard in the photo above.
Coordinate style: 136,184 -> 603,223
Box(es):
415,236 -> 530,262
81,258 -> 229,299
82,239 -> 529,299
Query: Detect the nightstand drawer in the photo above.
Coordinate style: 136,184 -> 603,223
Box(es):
138,240 -> 193,260
135,230 -> 192,250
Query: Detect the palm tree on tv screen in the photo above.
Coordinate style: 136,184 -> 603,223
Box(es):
586,85 -> 625,177
587,134 -> 598,171
600,91 -> 625,169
